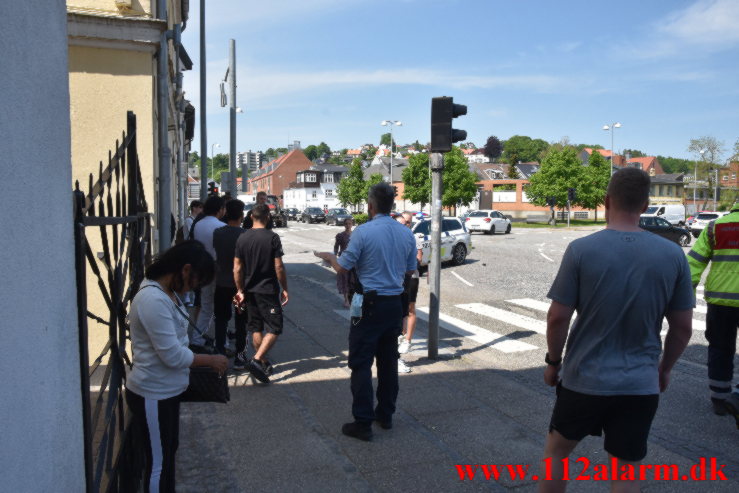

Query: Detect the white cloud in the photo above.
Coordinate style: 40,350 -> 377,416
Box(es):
628,0 -> 739,59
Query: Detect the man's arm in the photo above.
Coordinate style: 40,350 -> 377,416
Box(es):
314,251 -> 348,274
658,309 -> 692,392
543,301 -> 575,386
274,256 -> 289,305
233,257 -> 245,303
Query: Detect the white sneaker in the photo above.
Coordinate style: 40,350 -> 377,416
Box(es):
398,339 -> 411,354
397,359 -> 412,373
397,334 -> 405,345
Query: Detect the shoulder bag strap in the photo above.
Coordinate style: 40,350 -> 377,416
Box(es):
139,284 -> 205,337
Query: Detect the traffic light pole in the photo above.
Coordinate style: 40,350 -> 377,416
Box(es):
428,152 -> 444,360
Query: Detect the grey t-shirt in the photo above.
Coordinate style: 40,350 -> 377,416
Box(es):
547,229 -> 694,396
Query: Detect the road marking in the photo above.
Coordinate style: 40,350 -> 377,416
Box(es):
539,252 -> 554,262
694,304 -> 707,314
456,303 -> 547,335
451,271 -> 473,287
697,285 -> 704,292
507,298 -> 551,312
416,307 -> 536,352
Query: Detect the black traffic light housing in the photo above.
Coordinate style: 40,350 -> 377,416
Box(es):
393,186 -> 398,197
208,181 -> 219,196
567,188 -> 576,202
547,197 -> 556,207
431,96 -> 467,153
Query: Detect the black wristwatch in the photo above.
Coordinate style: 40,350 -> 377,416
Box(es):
545,353 -> 562,366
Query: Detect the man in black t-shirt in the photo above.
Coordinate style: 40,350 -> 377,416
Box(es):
213,200 -> 249,367
243,191 -> 274,229
234,203 -> 288,383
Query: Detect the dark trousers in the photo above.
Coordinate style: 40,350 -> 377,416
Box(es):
348,295 -> 403,424
125,388 -> 180,493
214,285 -> 248,353
706,303 -> 739,397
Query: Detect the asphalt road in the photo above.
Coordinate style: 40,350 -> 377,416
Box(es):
274,218 -> 738,480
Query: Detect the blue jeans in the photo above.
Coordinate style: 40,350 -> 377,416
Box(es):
348,295 -> 403,424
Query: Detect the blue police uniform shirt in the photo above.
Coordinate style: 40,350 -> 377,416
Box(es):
337,214 -> 417,295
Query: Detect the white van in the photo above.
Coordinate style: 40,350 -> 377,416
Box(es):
641,204 -> 685,226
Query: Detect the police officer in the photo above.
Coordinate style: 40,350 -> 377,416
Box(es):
315,183 -> 417,441
687,201 -> 739,426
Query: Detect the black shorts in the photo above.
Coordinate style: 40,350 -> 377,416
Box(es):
549,384 -> 659,462
193,288 -> 201,307
245,292 -> 283,335
404,277 -> 419,304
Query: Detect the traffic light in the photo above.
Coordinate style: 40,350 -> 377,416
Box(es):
393,185 -> 398,197
430,96 -> 467,153
567,188 -> 576,202
547,197 -> 556,207
208,181 -> 219,196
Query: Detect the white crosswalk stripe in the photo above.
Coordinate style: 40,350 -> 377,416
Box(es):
416,308 -> 536,352
456,303 -> 547,335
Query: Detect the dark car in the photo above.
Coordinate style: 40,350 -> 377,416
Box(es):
300,207 -> 326,223
326,207 -> 353,226
639,216 -> 691,247
284,208 -> 300,221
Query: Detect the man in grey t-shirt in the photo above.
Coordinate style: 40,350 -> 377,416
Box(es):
539,168 -> 693,493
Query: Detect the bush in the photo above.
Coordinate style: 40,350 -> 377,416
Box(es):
353,213 -> 369,225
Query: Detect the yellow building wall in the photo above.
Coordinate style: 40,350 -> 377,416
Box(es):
69,45 -> 157,361
67,0 -> 152,16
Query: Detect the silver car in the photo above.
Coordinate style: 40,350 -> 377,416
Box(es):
690,211 -> 727,238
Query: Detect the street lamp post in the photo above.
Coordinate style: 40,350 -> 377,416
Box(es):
381,120 -> 402,184
211,142 -> 220,181
602,122 -> 622,176
695,149 -> 705,210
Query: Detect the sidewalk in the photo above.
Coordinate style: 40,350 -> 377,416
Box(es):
175,265 -> 738,492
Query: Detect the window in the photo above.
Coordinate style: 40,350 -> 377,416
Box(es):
297,174 -> 303,183
305,173 -> 317,182
323,173 -> 334,183
573,211 -> 589,219
413,221 -> 431,235
325,189 -> 333,197
724,175 -> 729,181
442,219 -> 462,232
311,191 -> 317,199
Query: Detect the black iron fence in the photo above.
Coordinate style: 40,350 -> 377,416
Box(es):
73,111 -> 151,492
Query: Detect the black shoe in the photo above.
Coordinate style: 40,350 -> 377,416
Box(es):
248,359 -> 270,383
264,359 -> 274,377
342,422 -> 373,442
712,397 -> 729,416
722,394 -> 739,429
374,419 -> 393,430
233,352 -> 247,371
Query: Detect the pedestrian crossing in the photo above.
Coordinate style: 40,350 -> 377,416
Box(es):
332,291 -> 714,355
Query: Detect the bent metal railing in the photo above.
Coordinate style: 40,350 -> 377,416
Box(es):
74,111 -> 152,492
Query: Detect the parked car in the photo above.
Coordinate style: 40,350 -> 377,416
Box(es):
326,207 -> 353,226
689,211 -> 727,238
641,204 -> 686,226
458,210 -> 474,222
284,208 -> 300,221
465,210 -> 511,234
639,216 -> 691,247
265,194 -> 288,227
412,217 -> 471,266
300,207 -> 326,223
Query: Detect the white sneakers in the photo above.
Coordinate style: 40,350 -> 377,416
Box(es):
397,359 -> 412,373
398,339 -> 411,354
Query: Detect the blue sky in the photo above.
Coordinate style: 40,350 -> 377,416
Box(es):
181,0 -> 739,161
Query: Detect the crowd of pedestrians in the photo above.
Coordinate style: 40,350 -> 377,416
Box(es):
123,171 -> 738,492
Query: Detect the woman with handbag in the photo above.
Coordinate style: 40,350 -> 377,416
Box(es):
126,240 -> 228,492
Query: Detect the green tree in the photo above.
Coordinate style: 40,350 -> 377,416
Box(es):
656,156 -> 694,174
211,153 -> 230,181
503,135 -> 549,164
380,132 -> 394,149
336,158 -> 366,211
623,148 -> 646,158
526,146 -> 583,210
402,152 -> 432,209
579,149 -> 610,221
316,141 -> 331,158
362,145 -> 378,160
265,147 -> 276,159
303,145 -> 318,161
412,140 -> 424,151
484,135 -> 503,161
190,151 -> 201,168
441,147 -> 478,214
732,138 -> 739,162
688,136 -> 725,206
275,147 -> 288,155
363,173 -> 385,198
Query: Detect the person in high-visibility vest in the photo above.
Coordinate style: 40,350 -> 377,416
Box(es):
687,202 -> 739,427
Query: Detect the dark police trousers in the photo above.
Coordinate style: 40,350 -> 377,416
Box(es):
706,303 -> 739,397
348,294 -> 404,424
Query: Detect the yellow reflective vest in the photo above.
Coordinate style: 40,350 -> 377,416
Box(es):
687,207 -> 739,307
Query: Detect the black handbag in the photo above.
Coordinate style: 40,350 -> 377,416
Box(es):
140,284 -> 230,403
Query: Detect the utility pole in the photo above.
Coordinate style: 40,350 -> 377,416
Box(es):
428,152 -> 443,359
199,0 -> 207,200
229,39 -> 237,196
428,96 -> 467,359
